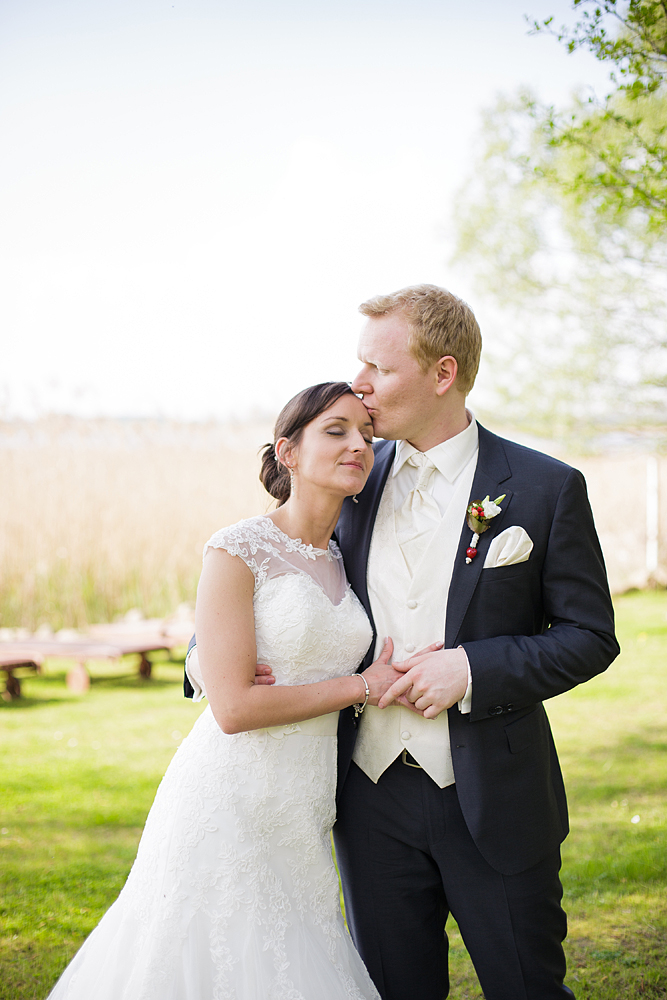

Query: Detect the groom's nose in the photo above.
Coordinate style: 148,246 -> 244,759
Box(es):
351,368 -> 371,396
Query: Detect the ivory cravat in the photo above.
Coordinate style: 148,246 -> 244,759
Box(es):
394,452 -> 441,576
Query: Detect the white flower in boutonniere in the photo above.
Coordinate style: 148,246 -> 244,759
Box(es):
465,494 -> 506,564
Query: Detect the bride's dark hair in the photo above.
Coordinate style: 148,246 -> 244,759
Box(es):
260,382 -> 356,506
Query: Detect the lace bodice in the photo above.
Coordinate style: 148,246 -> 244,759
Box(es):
205,515 -> 347,602
200,515 -> 373,689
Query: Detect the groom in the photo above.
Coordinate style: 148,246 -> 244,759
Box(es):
331,284 -> 619,1000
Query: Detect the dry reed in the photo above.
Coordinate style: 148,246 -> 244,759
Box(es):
0,417 -> 273,630
0,417 -> 664,630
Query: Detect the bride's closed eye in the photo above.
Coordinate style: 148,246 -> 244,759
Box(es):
327,429 -> 372,445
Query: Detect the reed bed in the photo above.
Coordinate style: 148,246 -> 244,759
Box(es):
0,417 -> 273,630
1,416 -> 665,631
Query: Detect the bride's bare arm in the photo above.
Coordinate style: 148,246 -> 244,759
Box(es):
196,548 -> 397,735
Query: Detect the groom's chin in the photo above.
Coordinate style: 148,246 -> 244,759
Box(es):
367,418 -> 394,441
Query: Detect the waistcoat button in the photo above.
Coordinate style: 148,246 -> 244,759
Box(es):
401,731 -> 411,740
407,600 -> 418,609
404,643 -> 415,653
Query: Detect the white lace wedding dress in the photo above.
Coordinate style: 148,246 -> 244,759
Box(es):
48,516 -> 379,1000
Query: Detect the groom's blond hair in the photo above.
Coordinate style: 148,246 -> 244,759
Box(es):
359,284 -> 482,395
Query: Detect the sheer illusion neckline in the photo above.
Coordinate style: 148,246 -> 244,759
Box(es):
258,515 -> 340,562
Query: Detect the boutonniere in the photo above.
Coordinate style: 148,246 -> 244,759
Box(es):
465,495 -> 506,563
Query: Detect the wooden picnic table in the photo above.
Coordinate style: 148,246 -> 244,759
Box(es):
0,651 -> 44,700
0,626 -> 192,699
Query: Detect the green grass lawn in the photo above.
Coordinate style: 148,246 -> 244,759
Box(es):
1,592 -> 666,999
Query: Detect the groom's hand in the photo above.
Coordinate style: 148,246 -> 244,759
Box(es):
254,664 -> 275,685
363,638 -> 444,709
378,647 -> 468,719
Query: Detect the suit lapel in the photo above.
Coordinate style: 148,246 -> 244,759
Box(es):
341,428 -> 514,652
445,425 -> 513,648
337,439 -> 395,624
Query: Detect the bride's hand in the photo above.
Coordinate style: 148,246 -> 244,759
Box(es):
371,640 -> 445,714
378,645 -> 467,718
359,638 -> 395,706
361,639 -> 443,707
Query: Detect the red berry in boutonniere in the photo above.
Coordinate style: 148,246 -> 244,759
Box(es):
464,494 -> 506,564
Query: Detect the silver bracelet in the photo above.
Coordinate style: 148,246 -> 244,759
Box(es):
353,673 -> 370,718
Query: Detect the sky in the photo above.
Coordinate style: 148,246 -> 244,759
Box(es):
1,0 -> 612,421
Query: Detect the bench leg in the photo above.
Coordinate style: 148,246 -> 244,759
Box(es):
3,672 -> 21,700
139,653 -> 152,679
66,662 -> 90,694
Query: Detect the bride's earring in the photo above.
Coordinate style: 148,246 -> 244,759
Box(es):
287,465 -> 295,491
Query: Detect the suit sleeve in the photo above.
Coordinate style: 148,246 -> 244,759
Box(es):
461,468 -> 620,722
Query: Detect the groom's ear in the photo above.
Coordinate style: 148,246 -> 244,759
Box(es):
434,355 -> 458,396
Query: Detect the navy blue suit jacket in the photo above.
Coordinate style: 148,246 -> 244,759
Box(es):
334,424 -> 619,875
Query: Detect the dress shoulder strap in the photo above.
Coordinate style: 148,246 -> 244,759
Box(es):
203,516 -> 282,587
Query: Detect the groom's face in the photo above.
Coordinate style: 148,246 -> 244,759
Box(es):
351,312 -> 438,442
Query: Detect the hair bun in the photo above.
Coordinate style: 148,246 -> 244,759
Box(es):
259,442 -> 290,504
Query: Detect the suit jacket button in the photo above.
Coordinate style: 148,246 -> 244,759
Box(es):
504,704 -> 514,712
488,706 -> 503,716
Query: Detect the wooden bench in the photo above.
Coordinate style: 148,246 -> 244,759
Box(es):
0,653 -> 43,700
0,629 -> 191,697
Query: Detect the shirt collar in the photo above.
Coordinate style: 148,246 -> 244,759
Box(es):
393,412 -> 479,484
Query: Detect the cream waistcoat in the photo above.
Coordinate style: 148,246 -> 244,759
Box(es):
352,449 -> 478,787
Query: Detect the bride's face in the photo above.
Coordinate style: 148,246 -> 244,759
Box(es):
286,394 -> 374,499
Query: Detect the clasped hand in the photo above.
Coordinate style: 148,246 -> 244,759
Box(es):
254,638 -> 468,720
376,644 -> 469,720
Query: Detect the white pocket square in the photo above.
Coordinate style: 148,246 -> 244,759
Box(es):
483,525 -> 534,569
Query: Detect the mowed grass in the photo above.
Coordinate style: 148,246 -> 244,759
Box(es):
1,593 -> 666,999
0,653 -> 207,999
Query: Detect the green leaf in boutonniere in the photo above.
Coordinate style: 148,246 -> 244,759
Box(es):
465,495 -> 506,564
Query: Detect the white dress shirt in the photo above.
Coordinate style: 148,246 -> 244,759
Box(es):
392,415 -> 479,514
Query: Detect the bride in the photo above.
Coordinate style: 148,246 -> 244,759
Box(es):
47,382 -> 434,1000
